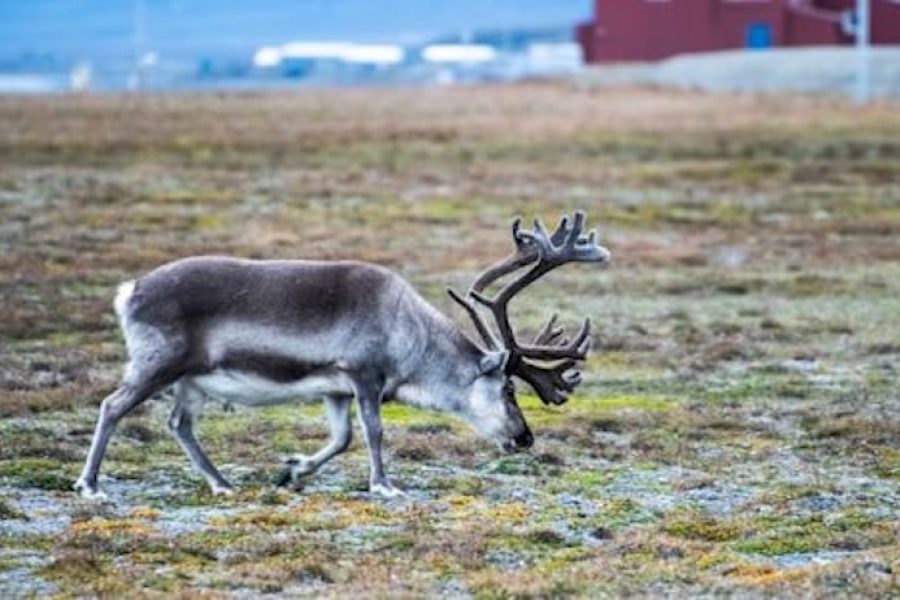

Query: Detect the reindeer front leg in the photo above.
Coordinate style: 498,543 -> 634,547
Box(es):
277,394 -> 353,488
353,374 -> 404,498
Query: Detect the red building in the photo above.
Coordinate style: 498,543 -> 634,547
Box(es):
577,0 -> 900,63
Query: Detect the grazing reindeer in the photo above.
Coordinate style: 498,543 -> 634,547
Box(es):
74,212 -> 609,500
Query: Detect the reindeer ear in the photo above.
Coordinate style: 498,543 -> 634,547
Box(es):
479,350 -> 509,375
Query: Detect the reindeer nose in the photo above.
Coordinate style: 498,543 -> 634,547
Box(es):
514,429 -> 534,449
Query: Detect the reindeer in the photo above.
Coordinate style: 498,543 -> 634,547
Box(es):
74,212 -> 610,500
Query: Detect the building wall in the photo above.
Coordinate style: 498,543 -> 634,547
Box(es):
579,0 -> 900,63
872,1 -> 900,42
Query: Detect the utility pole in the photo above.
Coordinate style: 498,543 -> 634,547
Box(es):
132,0 -> 145,91
855,0 -> 870,103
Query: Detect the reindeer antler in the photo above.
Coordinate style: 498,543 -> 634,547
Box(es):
448,211 -> 610,405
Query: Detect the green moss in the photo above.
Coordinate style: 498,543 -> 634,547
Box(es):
519,394 -> 674,429
751,484 -> 834,508
374,532 -> 417,552
733,535 -> 823,556
519,393 -> 672,414
705,373 -> 815,402
439,475 -> 486,496
105,442 -> 182,469
827,510 -> 876,531
0,459 -> 75,491
45,330 -> 91,347
559,468 -> 616,493
730,512 -> 892,557
258,488 -> 293,506
663,511 -> 742,542
872,448 -> 900,480
408,197 -> 481,224
601,196 -> 751,229
191,213 -> 228,231
291,563 -> 334,585
601,497 -> 638,517
136,572 -> 181,593
0,533 -> 53,552
406,422 -> 453,434
0,498 -> 27,520
486,454 -> 559,477
593,497 -> 658,530
772,377 -> 811,399
522,529 -> 570,549
470,566 -> 586,599
538,546 -> 594,572
174,529 -> 251,561
781,274 -> 842,297
381,403 -> 455,427
39,550 -> 129,596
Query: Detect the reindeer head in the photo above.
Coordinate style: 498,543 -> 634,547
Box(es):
449,211 -> 610,451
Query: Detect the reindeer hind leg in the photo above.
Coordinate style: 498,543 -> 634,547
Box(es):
75,324 -> 189,500
168,379 -> 234,495
75,363 -> 181,500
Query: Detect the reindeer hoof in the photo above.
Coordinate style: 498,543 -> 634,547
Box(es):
211,485 -> 235,497
276,456 -> 317,489
74,479 -> 109,502
285,455 -> 316,475
370,482 -> 406,499
274,466 -> 294,488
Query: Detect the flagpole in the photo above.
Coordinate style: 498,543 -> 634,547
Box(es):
855,0 -> 870,103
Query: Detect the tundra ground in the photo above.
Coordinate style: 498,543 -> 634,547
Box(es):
0,85 -> 898,597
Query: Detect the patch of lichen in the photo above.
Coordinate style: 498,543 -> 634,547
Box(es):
68,517 -> 158,538
209,493 -> 394,533
485,502 -> 530,523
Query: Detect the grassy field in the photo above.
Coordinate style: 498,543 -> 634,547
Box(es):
0,84 -> 898,597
